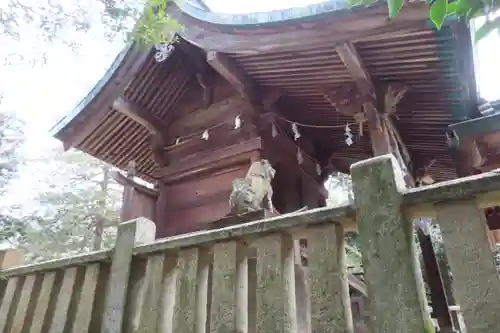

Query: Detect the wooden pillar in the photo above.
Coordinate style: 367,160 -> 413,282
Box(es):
418,230 -> 454,332
120,161 -> 136,222
154,182 -> 169,238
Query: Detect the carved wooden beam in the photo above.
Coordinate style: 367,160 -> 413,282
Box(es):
206,51 -> 324,170
206,51 -> 286,113
176,40 -> 214,108
61,46 -> 149,150
113,96 -> 170,167
111,170 -> 158,197
335,43 -> 375,99
113,96 -> 168,137
323,84 -> 364,117
207,51 -> 256,101
335,42 -> 411,174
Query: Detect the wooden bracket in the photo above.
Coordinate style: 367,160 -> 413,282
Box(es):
113,96 -> 168,138
176,40 -> 215,108
113,96 -> 171,167
336,42 -> 412,179
207,51 -> 256,101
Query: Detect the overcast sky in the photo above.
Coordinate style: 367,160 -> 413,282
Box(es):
1,0 -> 499,205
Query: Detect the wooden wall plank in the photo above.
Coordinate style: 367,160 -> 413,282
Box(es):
436,199 -> 500,332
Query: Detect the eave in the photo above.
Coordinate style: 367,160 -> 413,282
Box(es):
170,0 -> 432,53
50,42 -> 151,149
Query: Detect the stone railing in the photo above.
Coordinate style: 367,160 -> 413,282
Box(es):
1,154 -> 500,333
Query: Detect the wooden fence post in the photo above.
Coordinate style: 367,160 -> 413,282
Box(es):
100,217 -> 156,333
351,154 -> 432,333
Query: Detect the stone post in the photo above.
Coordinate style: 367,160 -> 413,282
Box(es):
350,154 -> 432,333
100,217 -> 156,333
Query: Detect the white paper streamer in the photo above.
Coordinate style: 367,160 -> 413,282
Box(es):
292,123 -> 301,141
344,123 -> 354,146
154,44 -> 175,63
234,115 -> 242,130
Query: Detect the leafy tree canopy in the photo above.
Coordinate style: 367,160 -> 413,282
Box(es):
0,93 -> 25,243
2,148 -> 122,262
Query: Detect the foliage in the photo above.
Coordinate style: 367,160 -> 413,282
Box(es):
326,172 -> 353,206
11,148 -> 122,262
0,94 -> 25,243
0,102 -> 24,194
349,0 -> 500,42
0,0 -> 181,48
1,0 -> 133,42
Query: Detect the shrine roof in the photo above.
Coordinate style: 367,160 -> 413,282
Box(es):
51,1 -> 479,183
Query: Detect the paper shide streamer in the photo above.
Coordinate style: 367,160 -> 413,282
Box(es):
154,44 -> 175,63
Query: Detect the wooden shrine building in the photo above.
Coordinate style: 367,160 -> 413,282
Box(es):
50,0 -> 500,330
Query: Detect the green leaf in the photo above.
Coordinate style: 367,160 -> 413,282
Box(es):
475,17 -> 500,42
446,1 -> 457,14
387,0 -> 404,18
347,0 -> 364,8
430,0 -> 448,30
466,2 -> 483,20
455,0 -> 472,15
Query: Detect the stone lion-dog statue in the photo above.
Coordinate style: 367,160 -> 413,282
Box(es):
229,159 -> 276,215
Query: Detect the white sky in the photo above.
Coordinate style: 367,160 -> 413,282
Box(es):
1,0 -> 499,206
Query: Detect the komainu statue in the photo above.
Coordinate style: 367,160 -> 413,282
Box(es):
229,159 -> 276,215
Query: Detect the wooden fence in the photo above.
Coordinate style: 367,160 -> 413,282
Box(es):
1,154 -> 500,333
